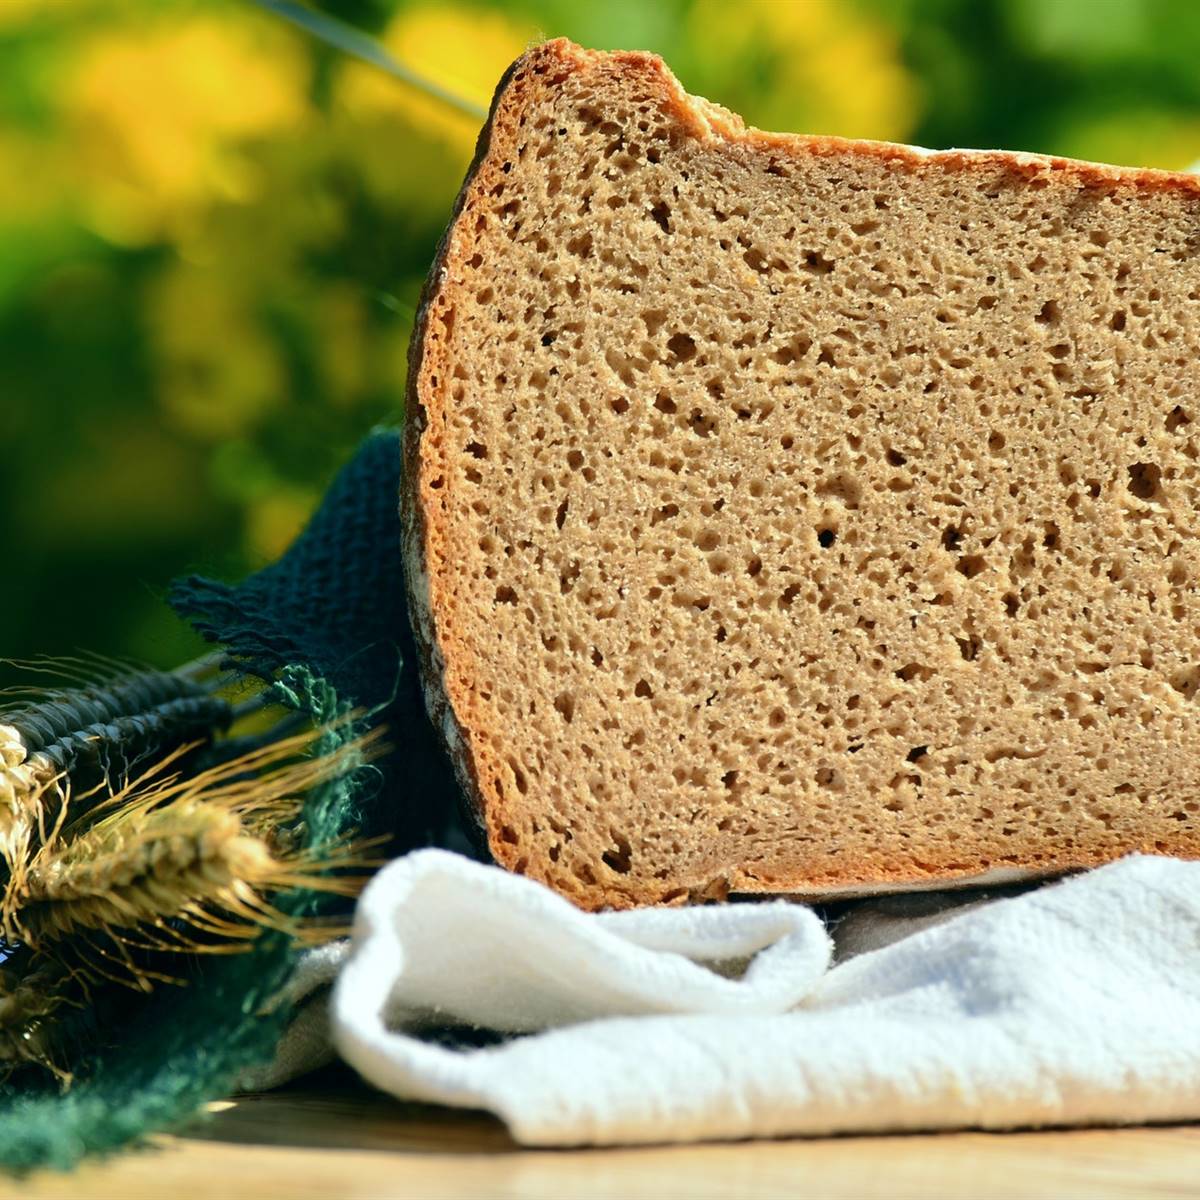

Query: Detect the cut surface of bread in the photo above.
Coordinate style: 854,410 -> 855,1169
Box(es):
404,38 -> 1200,909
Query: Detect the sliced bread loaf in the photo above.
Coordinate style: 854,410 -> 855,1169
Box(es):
403,38 -> 1200,909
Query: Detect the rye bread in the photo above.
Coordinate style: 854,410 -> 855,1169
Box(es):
403,38 -> 1200,909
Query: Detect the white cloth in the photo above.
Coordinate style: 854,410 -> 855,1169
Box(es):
302,849 -> 1200,1145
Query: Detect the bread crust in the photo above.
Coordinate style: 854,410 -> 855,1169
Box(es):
403,38 -> 1200,908
401,54 -> 528,850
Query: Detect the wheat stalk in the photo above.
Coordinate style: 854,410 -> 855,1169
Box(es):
15,803 -> 272,943
1,724 -> 386,988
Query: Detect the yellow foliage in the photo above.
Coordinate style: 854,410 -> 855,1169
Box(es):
0,0 -> 92,30
689,0 -> 919,142
63,14 -> 310,243
0,128 -> 73,223
148,266 -> 285,441
336,4 -> 536,160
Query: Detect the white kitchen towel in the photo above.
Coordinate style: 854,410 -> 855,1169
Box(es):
321,849 -> 1200,1146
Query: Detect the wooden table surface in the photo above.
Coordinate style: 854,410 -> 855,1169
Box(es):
9,1069 -> 1200,1200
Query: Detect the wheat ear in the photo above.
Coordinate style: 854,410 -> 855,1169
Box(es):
2,726 -> 386,978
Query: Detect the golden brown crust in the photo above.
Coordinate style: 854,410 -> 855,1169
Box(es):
403,39 -> 1200,909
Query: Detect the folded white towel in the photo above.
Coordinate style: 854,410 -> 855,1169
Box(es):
279,849 -> 1200,1146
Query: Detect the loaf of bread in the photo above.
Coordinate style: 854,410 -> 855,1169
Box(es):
403,38 -> 1200,909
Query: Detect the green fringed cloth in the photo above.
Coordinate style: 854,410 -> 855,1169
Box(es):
0,429 -> 458,1170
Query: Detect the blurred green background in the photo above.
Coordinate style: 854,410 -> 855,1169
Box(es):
4,0 -> 1200,668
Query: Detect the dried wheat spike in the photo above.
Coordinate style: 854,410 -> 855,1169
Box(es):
10,802 -> 319,962
1,725 -> 386,980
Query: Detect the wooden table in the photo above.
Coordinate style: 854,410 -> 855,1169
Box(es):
10,1068 -> 1200,1199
